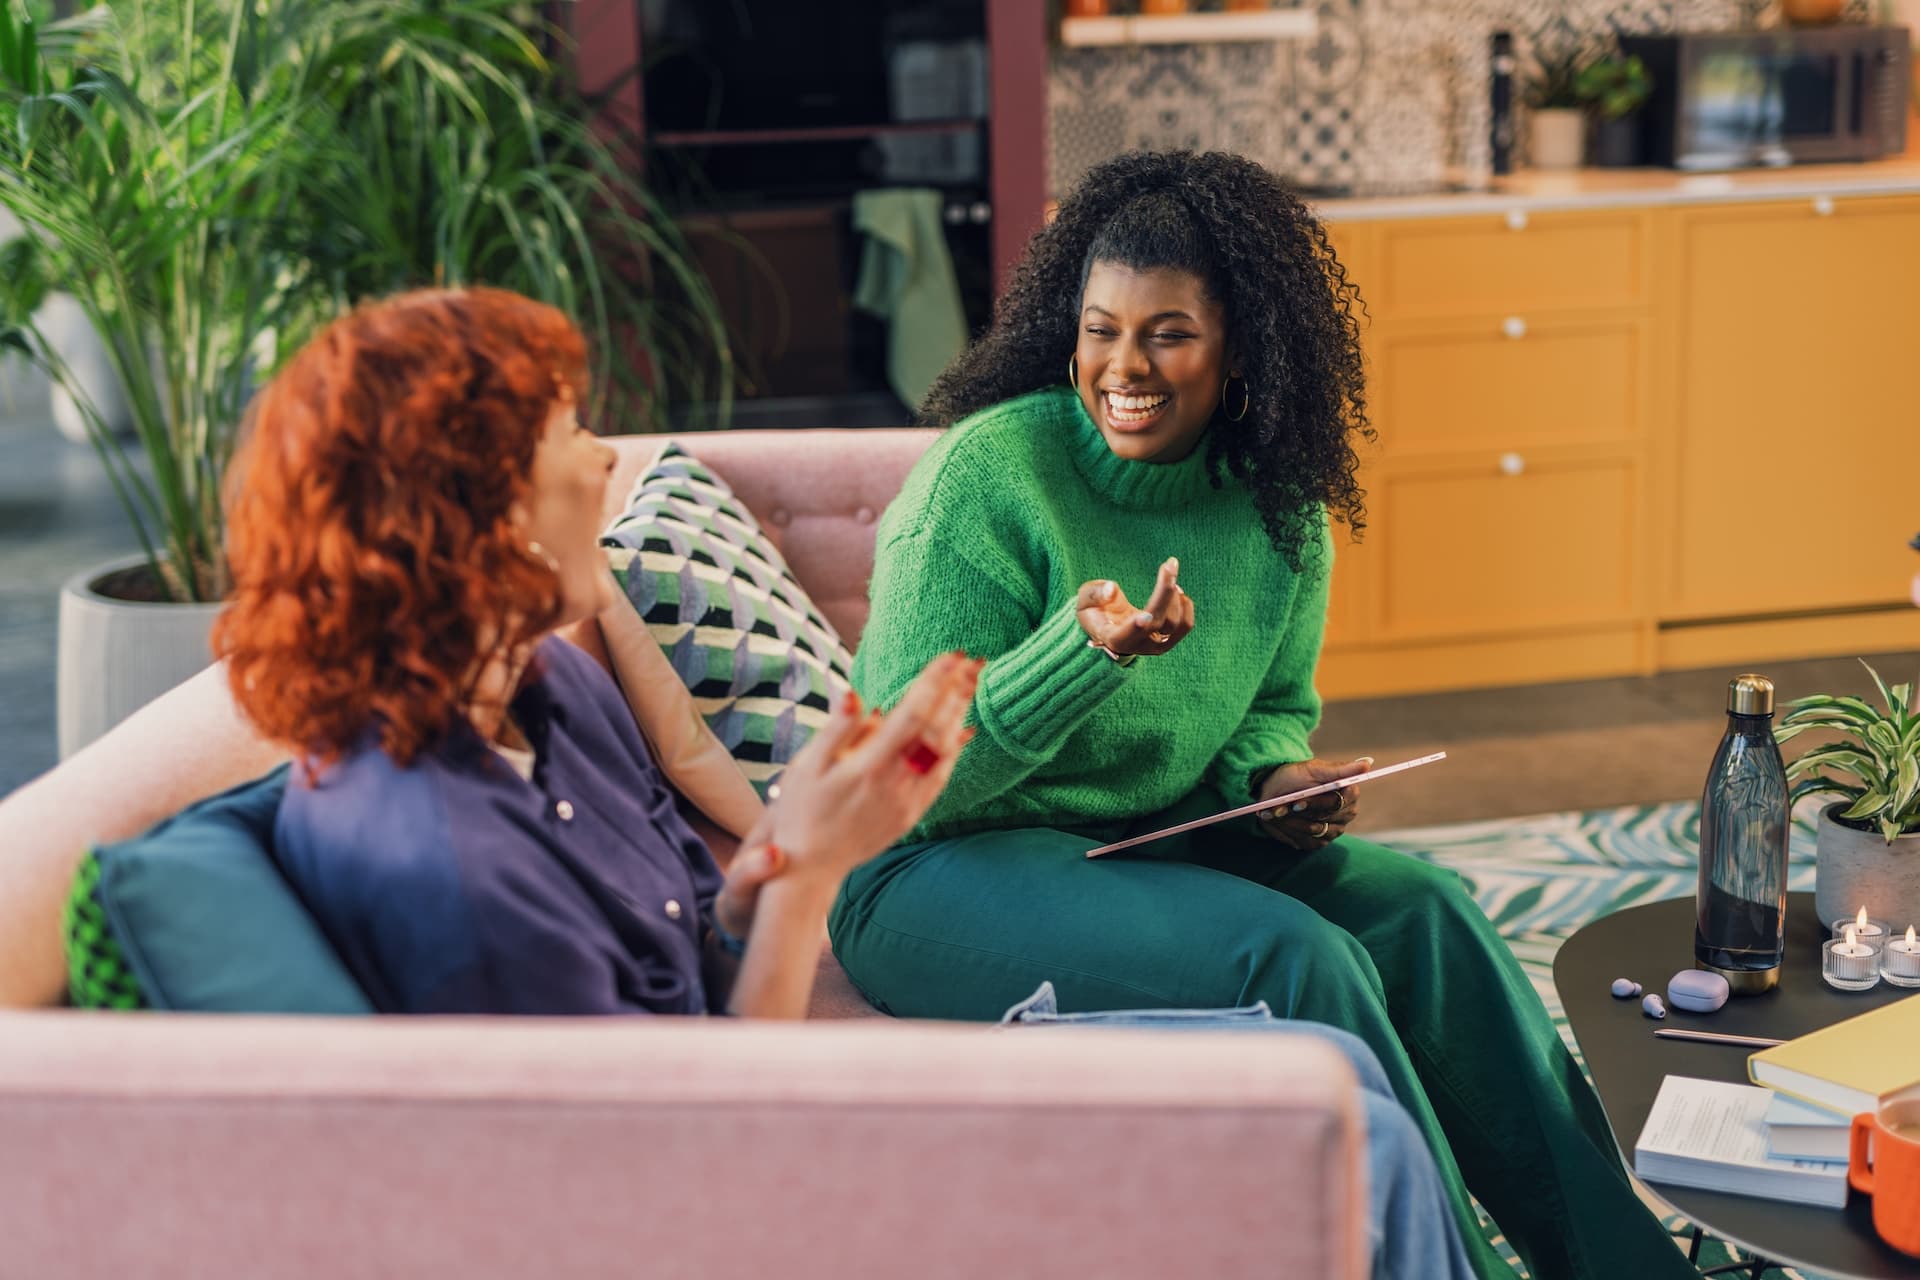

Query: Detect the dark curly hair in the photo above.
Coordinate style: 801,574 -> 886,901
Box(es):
922,150 -> 1371,571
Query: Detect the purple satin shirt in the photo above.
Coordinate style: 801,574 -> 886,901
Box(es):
274,637 -> 725,1015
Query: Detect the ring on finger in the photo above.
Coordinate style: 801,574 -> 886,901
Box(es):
902,739 -> 942,775
1310,819 -> 1331,839
1148,630 -> 1172,644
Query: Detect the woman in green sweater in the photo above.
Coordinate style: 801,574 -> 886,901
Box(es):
831,151 -> 1699,1280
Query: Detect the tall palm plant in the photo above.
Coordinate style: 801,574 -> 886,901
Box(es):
293,0 -> 733,432
0,0 -> 320,600
0,0 -> 732,604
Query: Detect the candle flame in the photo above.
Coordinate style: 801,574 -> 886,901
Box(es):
1846,924 -> 1858,947
1857,905 -> 1870,930
1910,925 -> 1917,947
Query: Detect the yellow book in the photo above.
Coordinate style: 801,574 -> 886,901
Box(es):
1747,994 -> 1920,1116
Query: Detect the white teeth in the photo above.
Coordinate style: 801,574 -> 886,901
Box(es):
1104,390 -> 1169,421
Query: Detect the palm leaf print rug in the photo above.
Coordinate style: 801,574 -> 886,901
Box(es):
1375,799 -> 1827,1279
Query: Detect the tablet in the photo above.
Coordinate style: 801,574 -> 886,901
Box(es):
1084,751 -> 1448,858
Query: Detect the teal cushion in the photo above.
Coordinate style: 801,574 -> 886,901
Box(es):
602,442 -> 855,797
85,766 -> 371,1014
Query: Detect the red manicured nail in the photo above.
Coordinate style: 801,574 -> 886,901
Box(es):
841,691 -> 863,716
903,739 -> 941,775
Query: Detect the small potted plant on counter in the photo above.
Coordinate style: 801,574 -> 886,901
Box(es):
1576,54 -> 1652,168
1774,660 -> 1920,927
1525,51 -> 1587,170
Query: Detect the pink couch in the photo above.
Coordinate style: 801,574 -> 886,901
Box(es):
0,430 -> 1367,1278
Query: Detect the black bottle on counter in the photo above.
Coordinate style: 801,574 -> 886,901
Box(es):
1490,31 -> 1515,176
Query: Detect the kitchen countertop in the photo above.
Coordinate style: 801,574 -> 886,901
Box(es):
1311,155 -> 1920,221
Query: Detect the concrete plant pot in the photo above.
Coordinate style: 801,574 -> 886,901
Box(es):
57,554 -> 221,759
1814,803 -> 1920,929
1529,108 -> 1586,170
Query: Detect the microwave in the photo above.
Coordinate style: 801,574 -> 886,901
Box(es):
1621,27 -> 1911,169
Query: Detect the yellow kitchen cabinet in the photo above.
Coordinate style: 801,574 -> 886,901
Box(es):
1370,315 -> 1648,458
1367,451 -> 1641,642
1316,187 -> 1920,700
1320,218 -> 1378,655
1664,195 -> 1920,622
1374,208 -> 1650,320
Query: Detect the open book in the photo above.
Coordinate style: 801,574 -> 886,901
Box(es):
1634,1076 -> 1848,1208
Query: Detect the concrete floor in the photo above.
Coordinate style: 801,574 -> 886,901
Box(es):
4,398 -> 1915,824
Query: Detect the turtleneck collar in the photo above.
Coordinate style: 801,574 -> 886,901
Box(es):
1055,386 -> 1223,509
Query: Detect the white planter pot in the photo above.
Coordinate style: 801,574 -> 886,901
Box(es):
1529,109 -> 1586,170
36,293 -> 132,445
1814,803 -> 1920,928
57,554 -> 221,760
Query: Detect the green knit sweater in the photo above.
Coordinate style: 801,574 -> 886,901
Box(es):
853,386 -> 1332,842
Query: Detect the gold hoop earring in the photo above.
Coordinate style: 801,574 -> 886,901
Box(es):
1222,375 -> 1251,423
1067,354 -> 1079,388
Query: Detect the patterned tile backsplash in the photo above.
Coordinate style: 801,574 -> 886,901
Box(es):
1049,0 -> 1876,196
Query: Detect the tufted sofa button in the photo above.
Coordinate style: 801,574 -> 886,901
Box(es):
854,506 -> 876,525
769,508 -> 792,528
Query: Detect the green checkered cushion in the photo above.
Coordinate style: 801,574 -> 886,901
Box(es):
602,443 -> 855,797
64,849 -> 148,1010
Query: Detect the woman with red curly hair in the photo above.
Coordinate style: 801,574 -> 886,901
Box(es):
215,288 -> 976,1019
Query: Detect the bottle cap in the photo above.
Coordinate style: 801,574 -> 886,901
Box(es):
1728,674 -> 1774,716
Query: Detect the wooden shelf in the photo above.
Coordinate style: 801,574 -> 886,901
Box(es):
651,120 -> 982,148
1059,9 -> 1317,48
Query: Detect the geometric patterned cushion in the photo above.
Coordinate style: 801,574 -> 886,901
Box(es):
63,849 -> 149,1010
602,442 -> 855,798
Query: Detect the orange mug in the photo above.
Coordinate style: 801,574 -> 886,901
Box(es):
1851,1099 -> 1920,1258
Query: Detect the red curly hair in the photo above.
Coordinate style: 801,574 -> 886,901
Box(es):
214,288 -> 589,767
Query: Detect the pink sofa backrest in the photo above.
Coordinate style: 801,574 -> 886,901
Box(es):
0,1010 -> 1368,1279
642,429 -> 938,646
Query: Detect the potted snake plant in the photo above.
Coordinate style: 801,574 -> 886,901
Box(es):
1774,660 -> 1920,927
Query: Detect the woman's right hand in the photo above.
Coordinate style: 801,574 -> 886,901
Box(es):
740,651 -> 980,892
1077,558 -> 1195,658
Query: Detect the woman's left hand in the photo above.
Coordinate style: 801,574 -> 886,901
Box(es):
1252,756 -> 1372,849
712,840 -> 786,942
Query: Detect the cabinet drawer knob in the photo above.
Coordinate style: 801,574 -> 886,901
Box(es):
1505,209 -> 1529,231
1502,316 -> 1528,340
1499,452 -> 1526,476
1812,195 -> 1836,216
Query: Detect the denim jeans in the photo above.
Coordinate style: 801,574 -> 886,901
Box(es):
999,982 -> 1477,1280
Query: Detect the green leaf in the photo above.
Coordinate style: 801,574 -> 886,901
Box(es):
1843,789 -> 1891,821
1784,744 -> 1879,780
1781,693 -> 1883,722
1896,753 -> 1920,818
1790,776 -> 1861,809
1862,659 -> 1902,718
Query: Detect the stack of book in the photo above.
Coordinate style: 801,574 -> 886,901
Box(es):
1632,994 -> 1920,1208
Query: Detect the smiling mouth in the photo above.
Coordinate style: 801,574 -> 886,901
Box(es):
1102,389 -> 1171,430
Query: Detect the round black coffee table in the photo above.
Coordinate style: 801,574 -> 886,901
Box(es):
1554,892 -> 1920,1279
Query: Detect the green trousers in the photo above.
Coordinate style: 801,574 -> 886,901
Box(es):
829,800 -> 1698,1280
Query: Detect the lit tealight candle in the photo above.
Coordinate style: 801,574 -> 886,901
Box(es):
1823,924 -> 1881,991
1882,924 -> 1920,989
1832,905 -> 1890,952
